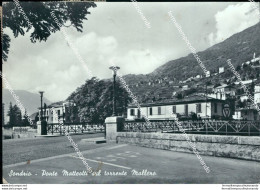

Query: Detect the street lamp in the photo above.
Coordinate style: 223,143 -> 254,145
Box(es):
39,91 -> 44,121
109,66 -> 120,116
62,103 -> 65,123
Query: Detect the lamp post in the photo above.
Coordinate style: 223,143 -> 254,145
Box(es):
109,66 -> 120,116
39,91 -> 44,121
62,103 -> 65,123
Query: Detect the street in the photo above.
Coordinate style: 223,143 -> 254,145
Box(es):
3,134 -> 260,184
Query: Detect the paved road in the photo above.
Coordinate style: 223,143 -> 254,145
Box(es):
3,140 -> 260,184
3,133 -> 105,165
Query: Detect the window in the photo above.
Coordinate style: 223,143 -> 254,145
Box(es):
158,107 -> 161,115
185,105 -> 188,116
137,110 -> 141,118
197,104 -> 202,113
58,110 -> 61,116
214,103 -> 218,113
149,108 -> 153,115
130,109 -> 135,116
172,106 -> 176,114
46,110 -> 49,115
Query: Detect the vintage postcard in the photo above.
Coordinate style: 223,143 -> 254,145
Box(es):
1,0 -> 260,189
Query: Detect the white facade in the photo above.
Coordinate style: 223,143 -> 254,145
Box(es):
234,79 -> 256,85
207,92 -> 227,100
255,85 -> 260,93
219,67 -> 224,73
255,85 -> 260,104
38,101 -> 75,124
233,111 -> 242,120
240,95 -> 249,102
39,106 -> 64,123
206,71 -> 211,77
213,85 -> 236,96
182,85 -> 189,90
255,92 -> 260,104
233,109 -> 260,121
127,100 -> 225,121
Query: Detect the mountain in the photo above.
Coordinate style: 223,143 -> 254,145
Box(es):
63,23 -> 260,123
151,22 -> 260,80
2,89 -> 52,124
120,22 -> 260,102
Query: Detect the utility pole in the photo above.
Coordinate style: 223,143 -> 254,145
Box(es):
39,91 -> 44,121
109,66 -> 120,116
205,84 -> 208,118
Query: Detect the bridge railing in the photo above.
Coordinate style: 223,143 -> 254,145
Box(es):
123,120 -> 260,136
47,122 -> 105,135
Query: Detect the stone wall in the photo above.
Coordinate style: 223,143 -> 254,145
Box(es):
116,132 -> 260,161
3,128 -> 37,140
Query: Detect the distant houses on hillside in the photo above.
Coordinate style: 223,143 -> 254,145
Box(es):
233,83 -> 260,121
127,79 -> 260,121
242,53 -> 260,68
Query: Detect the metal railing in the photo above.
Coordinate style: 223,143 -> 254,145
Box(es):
123,120 -> 260,136
47,122 -> 105,135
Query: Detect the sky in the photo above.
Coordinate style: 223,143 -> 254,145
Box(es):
2,2 -> 260,102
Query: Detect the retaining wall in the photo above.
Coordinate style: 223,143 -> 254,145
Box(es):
116,132 -> 260,161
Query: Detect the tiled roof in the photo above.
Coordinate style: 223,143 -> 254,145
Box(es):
47,101 -> 64,108
128,95 -> 224,108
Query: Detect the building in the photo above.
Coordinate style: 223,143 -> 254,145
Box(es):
195,75 -> 202,79
206,71 -> 211,77
254,84 -> 260,104
234,79 -> 257,86
233,108 -> 260,121
182,85 -> 189,90
2,103 -> 4,126
240,94 -> 249,102
207,93 -> 226,100
127,95 -> 229,121
219,67 -> 224,74
213,84 -> 236,97
250,53 -> 260,66
38,101 -> 77,124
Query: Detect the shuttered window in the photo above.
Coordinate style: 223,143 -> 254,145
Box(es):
172,106 -> 176,114
158,107 -> 161,115
149,108 -> 153,115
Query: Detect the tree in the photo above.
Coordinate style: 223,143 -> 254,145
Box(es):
35,113 -> 40,123
7,103 -> 23,126
2,1 -> 96,61
7,102 -> 15,126
206,81 -> 212,86
67,77 -> 132,123
2,103 -> 5,127
13,105 -> 23,126
236,100 -> 247,108
65,102 -> 79,123
176,93 -> 183,99
249,81 -> 255,96
236,65 -> 241,71
22,110 -> 30,126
